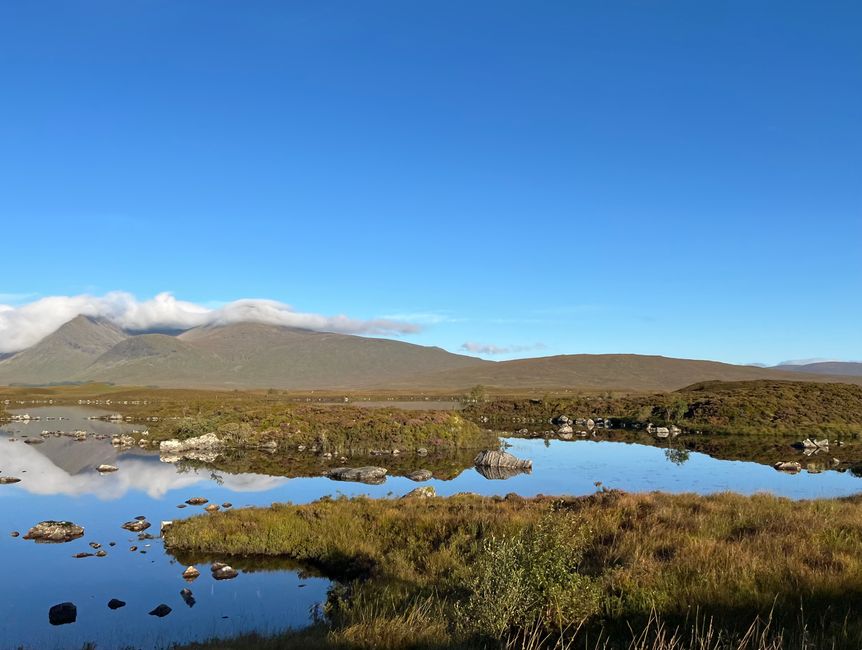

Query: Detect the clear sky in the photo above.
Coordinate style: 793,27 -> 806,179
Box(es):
1,1 -> 859,365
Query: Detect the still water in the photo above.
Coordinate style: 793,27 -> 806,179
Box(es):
1,407 -> 860,649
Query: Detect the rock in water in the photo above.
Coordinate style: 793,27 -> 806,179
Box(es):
121,520 -> 151,532
407,469 -> 433,482
149,604 -> 172,617
326,466 -> 388,484
182,566 -> 201,581
185,497 -> 208,505
473,450 -> 532,470
48,602 -> 77,626
96,464 -> 118,473
402,486 -> 436,499
24,521 -> 85,543
774,461 -> 802,473
0,477 -> 22,485
212,565 -> 239,580
180,588 -> 196,608
108,599 -> 126,610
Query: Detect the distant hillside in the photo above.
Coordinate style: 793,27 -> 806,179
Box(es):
777,362 -> 862,377
1,316 -> 860,391
0,317 -> 488,389
0,316 -> 127,384
393,354 -> 862,392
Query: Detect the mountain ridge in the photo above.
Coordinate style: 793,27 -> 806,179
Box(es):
1,316 -> 860,391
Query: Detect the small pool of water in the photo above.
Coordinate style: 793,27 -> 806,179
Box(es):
1,407 -> 860,649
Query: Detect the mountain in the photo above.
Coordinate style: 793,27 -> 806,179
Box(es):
775,362 -> 862,377
1,316 -> 861,391
393,354 -> 862,392
0,315 -> 128,384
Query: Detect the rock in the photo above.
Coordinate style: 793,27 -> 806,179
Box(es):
222,502 -> 233,509
557,424 -> 574,435
24,521 -> 85,543
552,415 -> 571,425
73,552 -> 94,559
129,546 -> 138,552
416,447 -> 428,456
24,438 -> 44,445
149,604 -> 172,618
186,497 -> 208,505
108,599 -> 126,610
0,477 -> 21,484
654,427 -> 670,438
204,504 -> 219,512
176,504 -> 187,509
326,466 -> 388,484
473,450 -> 532,470
402,486 -> 436,499
212,565 -> 239,580
111,435 -> 136,447
211,562 -> 228,572
160,433 -> 224,456
89,542 -> 102,549
180,588 -> 196,608
774,461 -> 802,473
10,531 -> 19,537
669,425 -> 682,436
182,566 -> 201,581
475,465 -> 530,480
558,432 -> 574,440
48,602 -> 77,626
121,520 -> 151,532
96,550 -> 107,557
407,469 -> 433,482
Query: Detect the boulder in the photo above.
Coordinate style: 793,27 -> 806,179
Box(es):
204,504 -> 220,512
180,588 -> 196,608
402,486 -> 436,499
212,565 -> 239,580
24,521 -> 84,543
182,566 -> 201,581
185,497 -> 209,506
149,604 -> 172,618
774,461 -> 802,473
326,466 -> 388,484
0,477 -> 21,484
407,469 -> 433,482
107,599 -> 126,610
121,520 -> 151,532
557,424 -> 574,435
473,450 -> 532,470
160,433 -> 223,455
96,465 -> 118,473
416,447 -> 428,456
48,602 -> 77,626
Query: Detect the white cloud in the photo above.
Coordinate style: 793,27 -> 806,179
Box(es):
460,341 -> 546,356
0,291 -> 421,353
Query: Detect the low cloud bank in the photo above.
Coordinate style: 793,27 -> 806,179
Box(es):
0,292 -> 420,353
460,341 -> 546,356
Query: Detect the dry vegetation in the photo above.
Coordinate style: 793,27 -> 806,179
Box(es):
166,491 -> 862,649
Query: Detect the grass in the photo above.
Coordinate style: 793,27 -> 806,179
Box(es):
466,380 -> 862,437
165,491 -> 862,649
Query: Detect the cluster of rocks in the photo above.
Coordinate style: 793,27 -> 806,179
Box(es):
23,521 -> 85,543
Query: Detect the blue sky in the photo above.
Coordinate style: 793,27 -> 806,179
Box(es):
1,1 -> 859,364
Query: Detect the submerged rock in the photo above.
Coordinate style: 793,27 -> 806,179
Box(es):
48,602 -> 77,626
326,466 -> 388,484
149,604 -> 172,618
407,469 -> 433,482
24,521 -> 85,543
473,450 -> 532,470
180,588 -> 196,608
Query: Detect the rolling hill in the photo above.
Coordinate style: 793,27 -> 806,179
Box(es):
0,316 -> 860,391
776,361 -> 862,377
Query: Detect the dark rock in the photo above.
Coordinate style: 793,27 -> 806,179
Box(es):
212,565 -> 239,580
108,599 -> 126,610
10,531 -> 19,537
49,602 -> 77,626
180,588 -> 196,608
73,552 -> 94,559
149,604 -> 172,618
